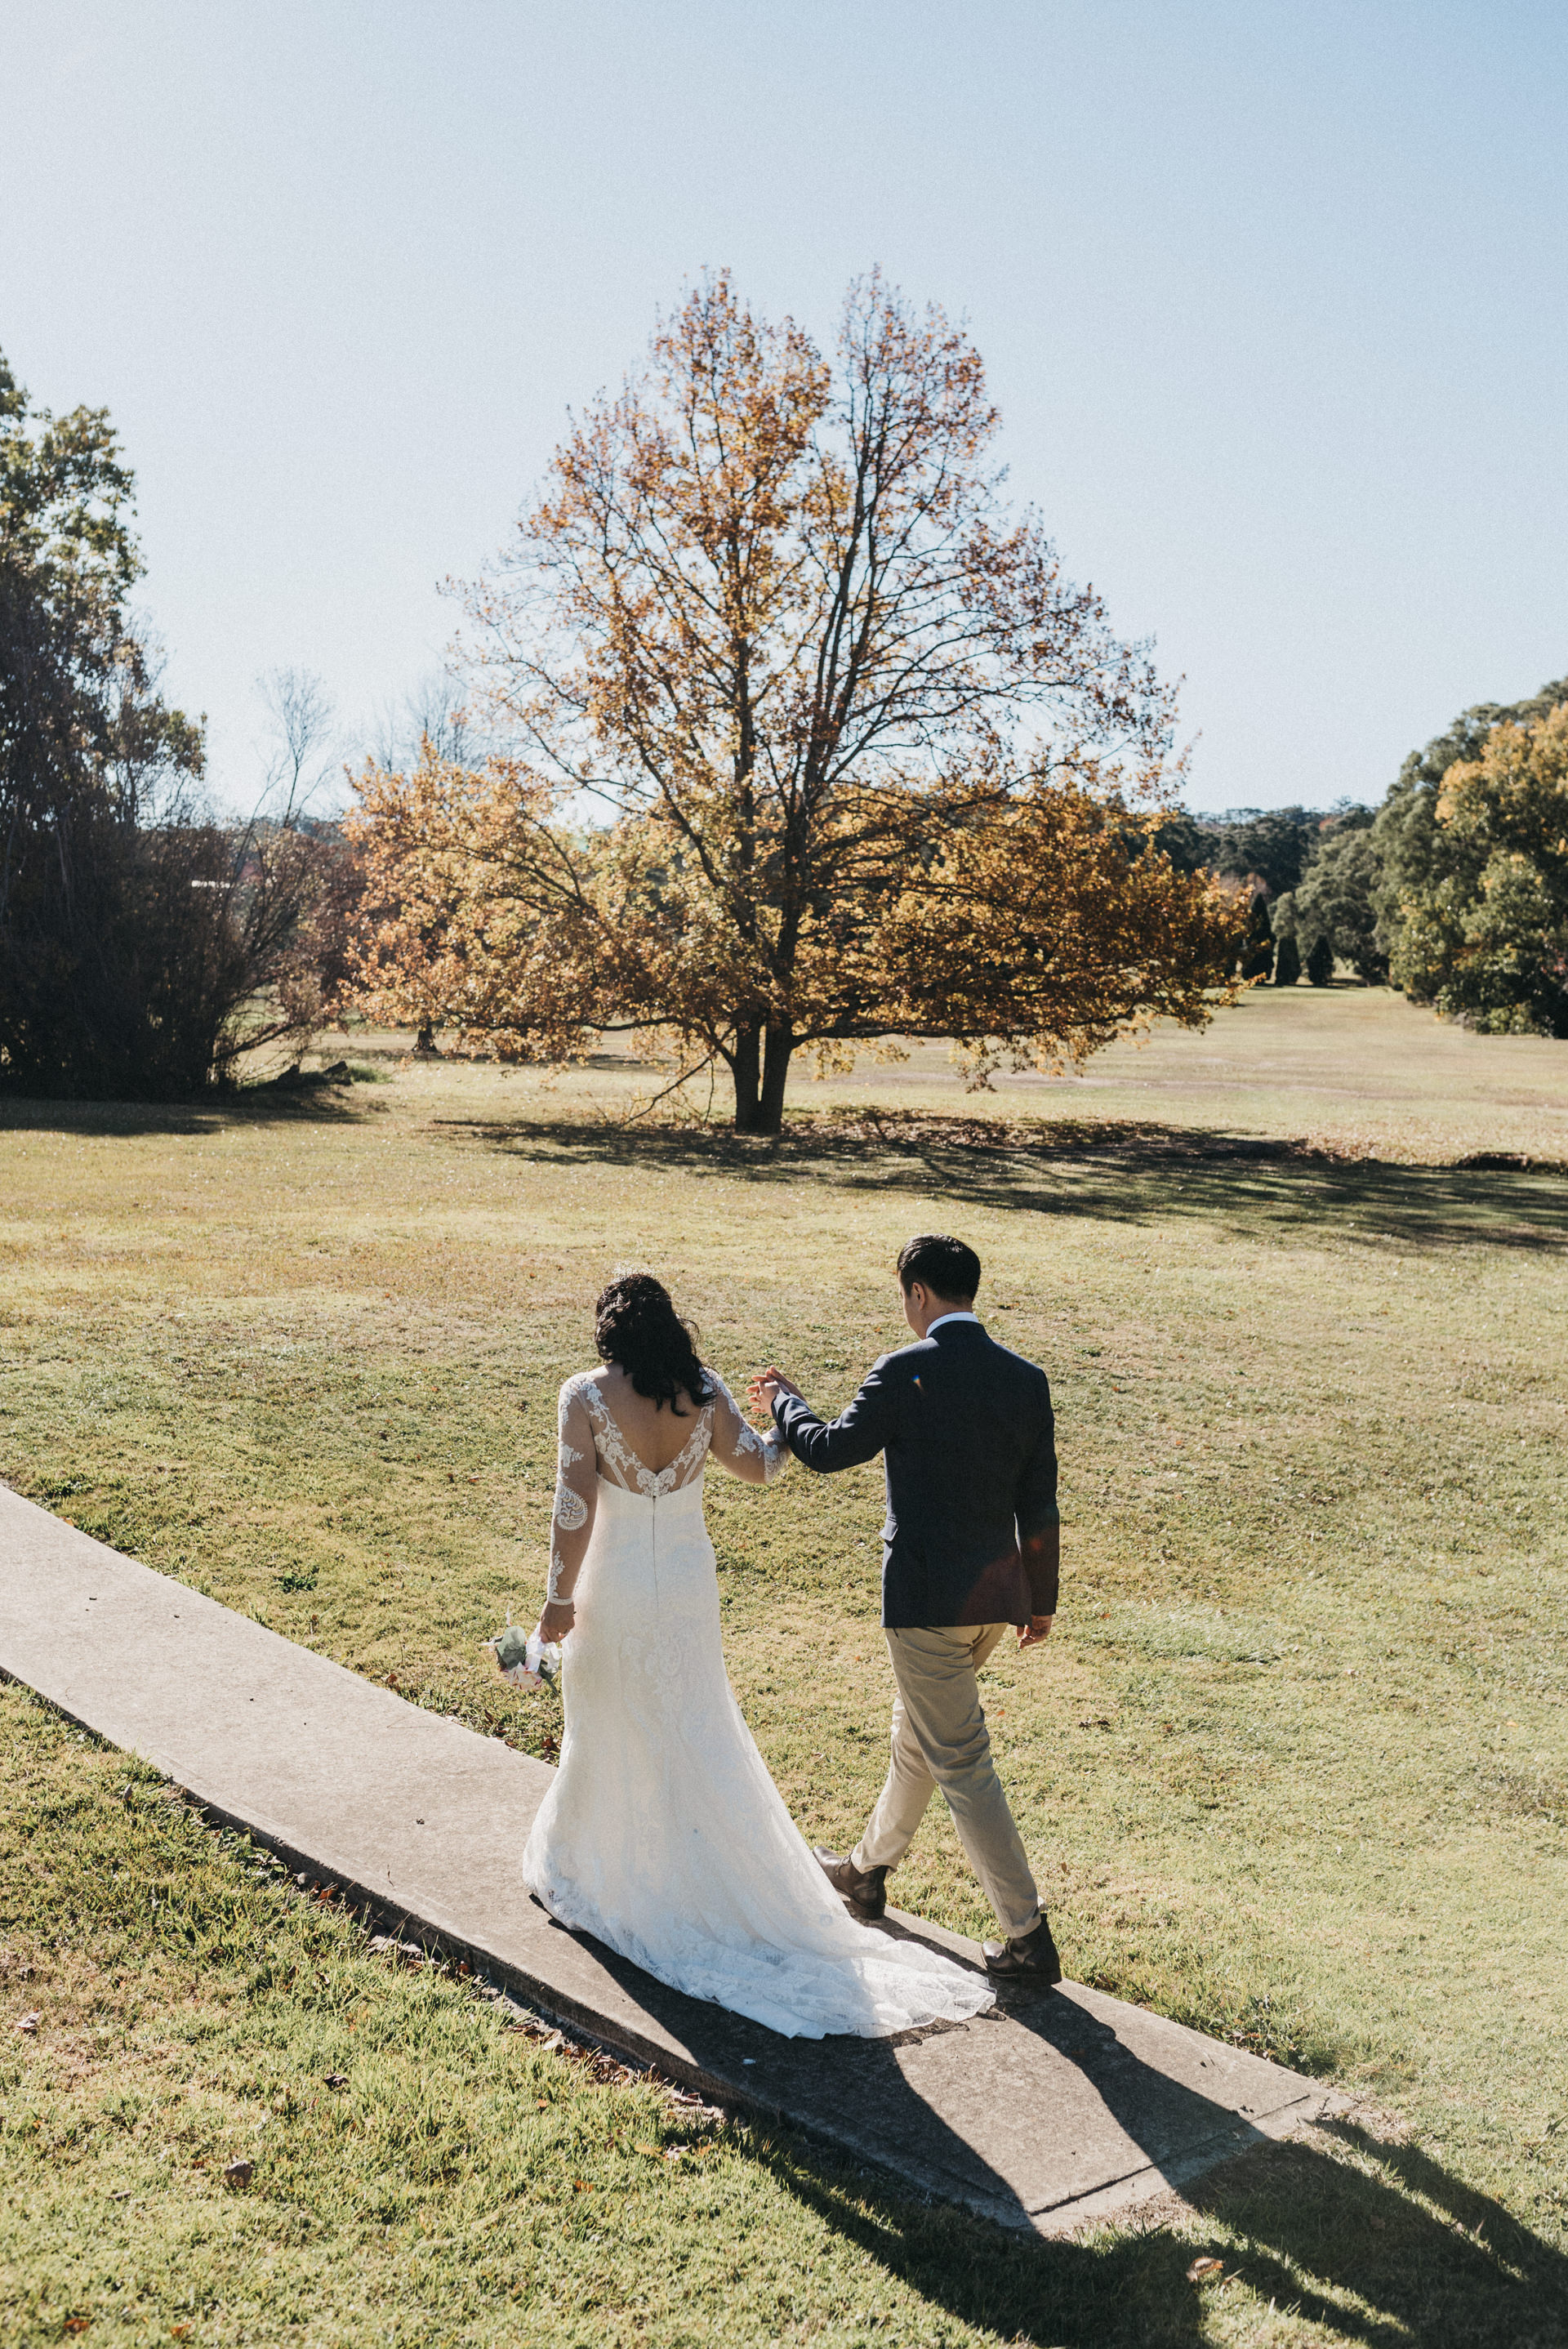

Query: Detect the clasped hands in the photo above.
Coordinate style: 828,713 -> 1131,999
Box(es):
746,1365 -> 801,1415
538,1371 -> 1053,1657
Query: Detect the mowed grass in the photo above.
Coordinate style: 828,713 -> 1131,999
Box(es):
789,982 -> 1568,1164
1,987 -> 1566,2346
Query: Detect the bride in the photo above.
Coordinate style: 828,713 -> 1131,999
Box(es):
523,1271 -> 995,2039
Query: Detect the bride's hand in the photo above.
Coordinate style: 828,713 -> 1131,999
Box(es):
540,1600 -> 576,1643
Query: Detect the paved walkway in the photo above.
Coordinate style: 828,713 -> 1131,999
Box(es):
0,1484 -> 1339,2234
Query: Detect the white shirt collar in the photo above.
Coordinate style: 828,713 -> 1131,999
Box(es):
925,1311 -> 981,1335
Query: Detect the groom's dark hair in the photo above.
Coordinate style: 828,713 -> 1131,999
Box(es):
897,1233 -> 981,1303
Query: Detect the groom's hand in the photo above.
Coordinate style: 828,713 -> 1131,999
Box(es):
747,1366 -> 802,1414
1018,1614 -> 1054,1649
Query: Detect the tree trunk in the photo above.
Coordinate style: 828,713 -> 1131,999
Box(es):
756,1022 -> 793,1134
730,1023 -> 763,1130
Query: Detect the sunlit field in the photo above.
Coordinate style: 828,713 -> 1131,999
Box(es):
801,983 -> 1568,1163
2,986 -> 1565,2347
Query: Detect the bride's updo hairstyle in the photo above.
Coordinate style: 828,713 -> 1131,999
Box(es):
594,1271 -> 712,1416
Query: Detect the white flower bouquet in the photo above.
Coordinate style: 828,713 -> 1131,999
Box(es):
485,1614 -> 561,1692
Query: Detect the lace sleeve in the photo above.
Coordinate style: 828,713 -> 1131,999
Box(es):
547,1376 -> 598,1606
706,1373 -> 788,1487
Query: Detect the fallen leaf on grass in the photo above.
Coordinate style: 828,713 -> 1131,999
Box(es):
63,2321 -> 89,2335
14,2012 -> 41,2033
222,2159 -> 254,2189
1187,2257 -> 1224,2283
324,2073 -> 349,2089
572,2179 -> 591,2192
368,1935 -> 425,1968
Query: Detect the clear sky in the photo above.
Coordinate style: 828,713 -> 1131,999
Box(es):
5,0 -> 1566,815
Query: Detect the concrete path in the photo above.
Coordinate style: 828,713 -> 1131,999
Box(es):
0,1484 -> 1340,2234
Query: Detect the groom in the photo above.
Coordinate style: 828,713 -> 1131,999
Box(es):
751,1233 -> 1062,1983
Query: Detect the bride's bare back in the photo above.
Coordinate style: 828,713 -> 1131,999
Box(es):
541,1362 -> 785,1640
592,1364 -> 706,1475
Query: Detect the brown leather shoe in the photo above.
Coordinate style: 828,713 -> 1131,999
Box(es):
982,1915 -> 1062,1984
813,1846 -> 888,1920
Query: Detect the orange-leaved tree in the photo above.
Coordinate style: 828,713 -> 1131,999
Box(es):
349,273 -> 1242,1130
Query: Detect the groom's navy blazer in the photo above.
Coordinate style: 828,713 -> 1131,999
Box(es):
773,1319 -> 1058,1630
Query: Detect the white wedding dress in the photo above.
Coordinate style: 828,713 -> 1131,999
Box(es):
523,1371 -> 996,2039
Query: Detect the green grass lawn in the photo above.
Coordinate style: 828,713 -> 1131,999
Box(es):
2,988 -> 1566,2347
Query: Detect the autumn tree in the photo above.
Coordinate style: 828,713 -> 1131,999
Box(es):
1386,702 -> 1568,1035
1373,674 -> 1568,937
351,274 -> 1241,1130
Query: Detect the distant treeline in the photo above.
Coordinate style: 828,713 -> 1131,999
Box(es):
1158,679 -> 1568,1035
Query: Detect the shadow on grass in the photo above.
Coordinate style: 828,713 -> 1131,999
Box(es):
760,2113 -> 1566,2349
540,1908 -> 1566,2349
443,1110 -> 1568,1255
0,1080 -> 366,1139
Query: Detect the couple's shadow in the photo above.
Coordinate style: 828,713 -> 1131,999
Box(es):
553,1904 -> 1566,2347
772,2096 -> 1563,2349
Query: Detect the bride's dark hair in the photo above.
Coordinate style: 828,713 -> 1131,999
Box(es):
594,1271 -> 712,1415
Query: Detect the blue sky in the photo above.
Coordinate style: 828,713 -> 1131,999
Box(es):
5,0 -> 1566,813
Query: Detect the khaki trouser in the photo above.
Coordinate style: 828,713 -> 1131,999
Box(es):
852,1623 -> 1040,1942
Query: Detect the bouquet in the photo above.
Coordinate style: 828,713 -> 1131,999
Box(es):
484,1611 -> 561,1692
